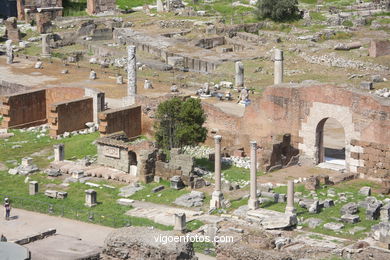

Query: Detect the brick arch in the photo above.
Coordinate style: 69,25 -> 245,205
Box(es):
298,102 -> 360,172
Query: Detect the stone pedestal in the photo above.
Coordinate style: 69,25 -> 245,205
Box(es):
210,135 -> 224,209
29,181 -> 38,195
235,61 -> 244,88
285,180 -> 296,214
89,70 -> 97,80
72,170 -> 84,179
41,34 -> 51,58
127,45 -> 137,104
85,189 -> 97,207
248,141 -> 259,210
274,49 -> 283,85
22,157 -> 33,167
54,144 -> 64,162
174,213 -> 186,232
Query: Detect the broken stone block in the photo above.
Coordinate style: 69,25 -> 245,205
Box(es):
116,198 -> 134,206
366,203 -> 382,221
246,208 -> 297,229
340,202 -> 358,215
308,200 -> 320,214
371,222 -> 390,244
303,218 -> 323,228
34,61 -> 43,69
45,168 -> 61,177
71,169 -> 84,179
192,177 -> 206,189
278,194 -> 286,203
359,186 -> 371,196
305,176 -> 320,191
152,185 -> 165,193
360,81 -> 373,90
321,199 -> 335,208
170,175 -> 185,190
57,191 -> 68,199
45,190 -> 58,198
261,192 -> 279,203
324,222 -> 344,231
380,204 -> 390,221
341,214 -> 360,224
174,191 -> 205,207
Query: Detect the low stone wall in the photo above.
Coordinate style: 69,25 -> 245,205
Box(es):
49,97 -> 93,136
99,105 -> 142,138
1,89 -> 47,128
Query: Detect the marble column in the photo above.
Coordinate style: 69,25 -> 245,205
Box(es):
41,34 -> 51,58
248,141 -> 259,210
127,45 -> 137,104
6,40 -> 13,64
54,143 -> 65,162
285,180 -> 296,214
210,135 -> 224,209
235,61 -> 244,89
274,49 -> 283,85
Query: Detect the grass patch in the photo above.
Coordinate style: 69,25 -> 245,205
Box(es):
193,241 -> 216,256
63,0 -> 88,17
187,220 -> 205,231
310,12 -> 326,21
117,0 -> 155,9
129,180 -> 188,205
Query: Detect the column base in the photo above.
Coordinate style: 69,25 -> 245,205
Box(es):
41,54 -> 51,58
285,206 -> 296,215
248,198 -> 259,210
210,190 -> 224,209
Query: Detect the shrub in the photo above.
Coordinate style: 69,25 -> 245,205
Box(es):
255,0 -> 300,22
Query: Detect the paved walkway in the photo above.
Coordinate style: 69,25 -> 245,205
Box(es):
0,208 -> 215,259
0,208 -> 113,246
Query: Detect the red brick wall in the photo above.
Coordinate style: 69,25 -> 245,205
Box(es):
99,106 -> 142,138
49,97 -> 93,136
1,89 -> 47,128
45,87 -> 85,117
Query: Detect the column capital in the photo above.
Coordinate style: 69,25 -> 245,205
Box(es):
214,135 -> 222,143
250,141 -> 257,148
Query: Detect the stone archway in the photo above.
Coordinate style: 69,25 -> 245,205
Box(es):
315,117 -> 346,166
299,102 -> 360,172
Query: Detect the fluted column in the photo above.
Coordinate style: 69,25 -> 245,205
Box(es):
210,135 -> 224,209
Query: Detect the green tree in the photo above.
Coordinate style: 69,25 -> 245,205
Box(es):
255,0 -> 300,22
154,98 -> 207,150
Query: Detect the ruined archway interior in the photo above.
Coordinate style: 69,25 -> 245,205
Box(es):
317,117 -> 346,171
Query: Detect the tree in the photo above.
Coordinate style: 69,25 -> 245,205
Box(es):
255,0 -> 300,22
154,98 -> 207,150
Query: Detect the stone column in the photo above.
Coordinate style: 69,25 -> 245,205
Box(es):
210,135 -> 224,209
41,34 -> 51,58
285,180 -> 296,214
174,213 -> 186,233
85,189 -> 97,207
248,141 -> 259,210
274,49 -> 283,85
6,40 -> 13,65
17,0 -> 25,20
127,45 -> 137,104
235,61 -> 244,89
157,0 -> 164,12
29,181 -> 38,195
54,144 -> 65,162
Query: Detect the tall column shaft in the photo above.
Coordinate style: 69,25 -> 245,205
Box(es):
127,45 -> 137,97
214,135 -> 222,192
235,61 -> 244,88
41,34 -> 51,58
248,141 -> 259,210
285,180 -> 296,214
274,49 -> 283,85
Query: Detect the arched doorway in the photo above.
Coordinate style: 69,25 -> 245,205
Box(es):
315,117 -> 346,169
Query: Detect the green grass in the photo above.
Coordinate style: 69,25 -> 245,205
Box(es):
187,220 -> 205,231
193,241 -> 216,256
310,12 -> 326,22
63,0 -> 88,17
129,180 -> 189,205
0,129 -> 171,230
117,0 -> 155,9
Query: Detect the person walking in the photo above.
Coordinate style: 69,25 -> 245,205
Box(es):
4,198 -> 11,221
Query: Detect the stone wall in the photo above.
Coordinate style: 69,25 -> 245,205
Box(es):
1,89 -> 47,128
45,87 -> 85,118
86,0 -> 116,15
369,40 -> 390,57
99,106 -> 142,139
204,83 -> 390,175
49,97 -> 93,136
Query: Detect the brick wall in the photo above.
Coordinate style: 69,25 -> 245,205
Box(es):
99,106 -> 142,138
1,89 -> 47,128
87,0 -> 116,15
49,97 -> 93,136
45,87 -> 85,117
